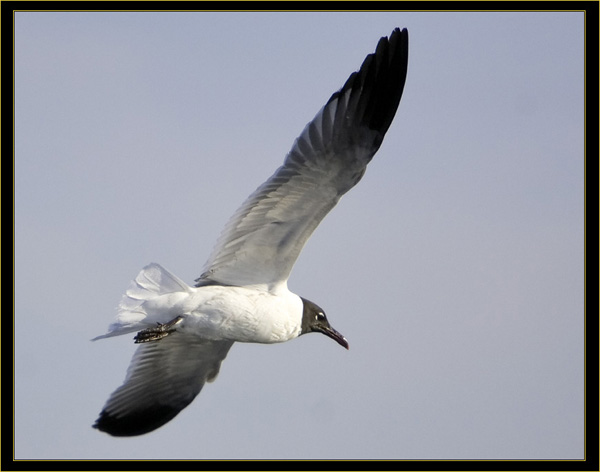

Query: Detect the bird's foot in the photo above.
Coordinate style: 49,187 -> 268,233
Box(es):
134,316 -> 184,343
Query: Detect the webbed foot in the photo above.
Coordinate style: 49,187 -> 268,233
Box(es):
134,316 -> 184,343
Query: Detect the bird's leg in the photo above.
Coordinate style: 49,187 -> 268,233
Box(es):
134,316 -> 184,343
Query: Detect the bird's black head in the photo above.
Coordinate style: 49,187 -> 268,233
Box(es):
299,297 -> 349,349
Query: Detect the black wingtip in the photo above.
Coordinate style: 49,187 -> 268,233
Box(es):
362,27 -> 409,138
93,405 -> 182,437
325,27 -> 409,152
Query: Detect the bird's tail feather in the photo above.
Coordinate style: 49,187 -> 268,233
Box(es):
93,263 -> 190,340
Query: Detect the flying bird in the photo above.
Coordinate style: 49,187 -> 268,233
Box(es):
94,28 -> 409,436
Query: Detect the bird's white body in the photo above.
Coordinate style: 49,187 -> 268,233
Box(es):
178,286 -> 303,344
101,263 -> 303,345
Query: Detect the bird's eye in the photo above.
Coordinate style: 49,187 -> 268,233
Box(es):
316,312 -> 326,321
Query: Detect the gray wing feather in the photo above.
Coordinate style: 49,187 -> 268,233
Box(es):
197,28 -> 408,289
94,334 -> 234,436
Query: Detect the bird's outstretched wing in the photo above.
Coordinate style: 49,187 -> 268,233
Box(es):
94,334 -> 233,436
196,28 -> 408,290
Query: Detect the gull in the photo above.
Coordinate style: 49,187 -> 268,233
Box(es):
93,28 -> 409,436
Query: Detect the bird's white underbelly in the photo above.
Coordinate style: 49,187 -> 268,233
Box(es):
169,285 -> 304,344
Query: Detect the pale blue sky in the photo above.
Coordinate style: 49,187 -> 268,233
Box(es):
15,11 -> 585,460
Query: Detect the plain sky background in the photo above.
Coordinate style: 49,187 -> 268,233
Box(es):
14,11 -> 585,460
